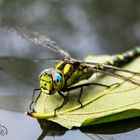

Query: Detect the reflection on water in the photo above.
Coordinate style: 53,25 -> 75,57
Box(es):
81,116 -> 140,140
37,116 -> 140,140
0,0 -> 140,140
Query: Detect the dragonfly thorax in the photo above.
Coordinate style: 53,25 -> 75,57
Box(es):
39,68 -> 65,95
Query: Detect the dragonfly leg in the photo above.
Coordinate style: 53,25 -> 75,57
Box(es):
78,87 -> 84,107
29,88 -> 41,110
66,82 -> 119,108
53,82 -> 120,115
54,91 -> 69,116
77,82 -> 120,107
108,82 -> 121,88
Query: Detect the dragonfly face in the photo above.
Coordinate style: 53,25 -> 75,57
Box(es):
39,68 -> 65,95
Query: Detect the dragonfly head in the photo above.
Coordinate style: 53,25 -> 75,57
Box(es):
39,68 -> 65,95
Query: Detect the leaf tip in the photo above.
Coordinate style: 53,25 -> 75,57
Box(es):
25,111 -> 33,117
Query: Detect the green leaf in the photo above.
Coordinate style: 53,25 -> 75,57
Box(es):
28,55 -> 140,129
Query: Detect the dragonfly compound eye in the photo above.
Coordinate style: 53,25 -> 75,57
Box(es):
52,70 -> 65,90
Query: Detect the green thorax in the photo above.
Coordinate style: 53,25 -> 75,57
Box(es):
55,60 -> 93,88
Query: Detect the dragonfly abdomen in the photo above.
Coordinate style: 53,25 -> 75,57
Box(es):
106,47 -> 140,67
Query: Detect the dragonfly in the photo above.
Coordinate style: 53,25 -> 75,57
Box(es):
1,26 -> 140,116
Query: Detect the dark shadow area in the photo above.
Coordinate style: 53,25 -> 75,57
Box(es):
81,116 -> 140,134
36,116 -> 140,140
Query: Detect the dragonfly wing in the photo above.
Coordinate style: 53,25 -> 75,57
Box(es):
0,56 -> 61,63
94,68 -> 140,86
0,96 -> 30,112
79,60 -> 140,75
0,25 -> 71,59
78,61 -> 140,85
0,56 -> 61,85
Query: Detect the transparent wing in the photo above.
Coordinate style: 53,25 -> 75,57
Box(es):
0,56 -> 61,84
0,56 -> 61,112
94,68 -> 140,86
0,56 -> 61,63
78,60 -> 140,86
0,25 -> 71,59
0,57 -> 37,112
79,61 -> 140,75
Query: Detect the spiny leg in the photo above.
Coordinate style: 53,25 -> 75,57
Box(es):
29,88 -> 41,110
78,87 -> 84,107
66,82 -> 116,91
54,91 -> 69,116
54,82 -> 119,115
66,82 -> 120,108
